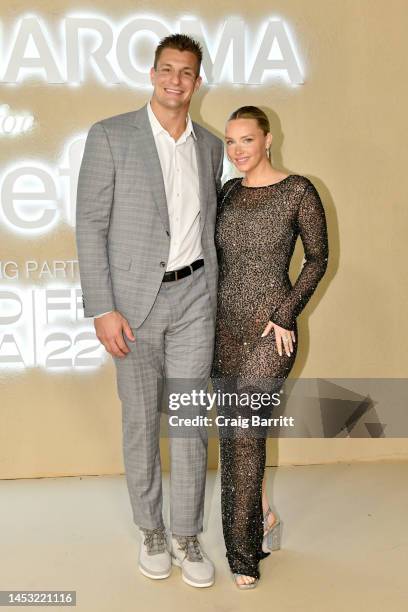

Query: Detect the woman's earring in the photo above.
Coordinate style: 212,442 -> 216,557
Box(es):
266,148 -> 271,159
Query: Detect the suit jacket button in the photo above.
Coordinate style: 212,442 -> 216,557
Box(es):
160,261 -> 166,267
166,230 -> 170,236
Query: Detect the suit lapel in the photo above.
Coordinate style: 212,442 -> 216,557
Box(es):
130,106 -> 170,234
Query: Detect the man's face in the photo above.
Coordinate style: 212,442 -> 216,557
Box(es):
150,48 -> 202,111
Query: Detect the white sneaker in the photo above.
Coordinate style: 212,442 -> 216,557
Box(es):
171,535 -> 215,588
138,527 -> 172,580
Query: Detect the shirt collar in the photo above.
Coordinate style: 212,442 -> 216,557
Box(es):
147,101 -> 197,141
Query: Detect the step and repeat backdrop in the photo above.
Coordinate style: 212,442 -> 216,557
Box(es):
0,10 -> 302,371
1,0 -> 406,477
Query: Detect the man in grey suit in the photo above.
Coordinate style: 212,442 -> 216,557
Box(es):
76,35 -> 223,588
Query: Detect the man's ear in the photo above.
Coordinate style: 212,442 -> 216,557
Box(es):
194,75 -> 202,92
149,66 -> 156,86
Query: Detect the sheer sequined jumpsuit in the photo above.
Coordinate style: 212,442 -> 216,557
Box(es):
211,175 -> 329,578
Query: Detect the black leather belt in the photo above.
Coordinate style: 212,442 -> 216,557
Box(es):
162,259 -> 204,282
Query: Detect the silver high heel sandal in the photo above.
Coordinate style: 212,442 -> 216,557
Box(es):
262,507 -> 282,553
232,573 -> 258,589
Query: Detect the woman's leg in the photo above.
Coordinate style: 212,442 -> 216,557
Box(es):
219,427 -> 269,583
262,476 -> 278,529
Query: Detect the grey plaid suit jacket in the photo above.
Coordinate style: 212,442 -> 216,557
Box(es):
76,104 -> 224,328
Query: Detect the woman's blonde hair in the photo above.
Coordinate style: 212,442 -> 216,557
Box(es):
228,106 -> 270,135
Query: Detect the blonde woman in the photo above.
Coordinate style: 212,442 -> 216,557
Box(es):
212,106 -> 328,588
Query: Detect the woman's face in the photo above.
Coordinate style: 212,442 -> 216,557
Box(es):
225,118 -> 272,173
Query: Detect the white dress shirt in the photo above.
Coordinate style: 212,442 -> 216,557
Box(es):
95,102 -> 203,318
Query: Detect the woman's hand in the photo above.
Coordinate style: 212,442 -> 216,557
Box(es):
261,321 -> 296,357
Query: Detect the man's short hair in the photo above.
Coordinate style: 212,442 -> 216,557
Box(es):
154,34 -> 203,76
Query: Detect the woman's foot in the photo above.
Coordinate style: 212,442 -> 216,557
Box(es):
263,506 -> 278,534
234,574 -> 257,586
233,573 -> 258,589
262,506 -> 282,552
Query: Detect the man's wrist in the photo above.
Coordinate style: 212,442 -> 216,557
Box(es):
94,310 -> 114,319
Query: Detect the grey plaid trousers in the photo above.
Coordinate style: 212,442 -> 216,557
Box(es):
113,265 -> 215,535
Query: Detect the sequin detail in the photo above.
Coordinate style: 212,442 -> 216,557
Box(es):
211,174 -> 328,579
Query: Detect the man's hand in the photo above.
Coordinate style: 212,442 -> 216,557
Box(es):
94,311 -> 135,357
